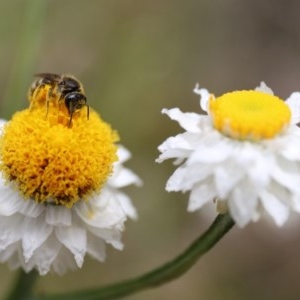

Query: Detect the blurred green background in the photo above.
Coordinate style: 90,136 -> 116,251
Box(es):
1,0 -> 300,299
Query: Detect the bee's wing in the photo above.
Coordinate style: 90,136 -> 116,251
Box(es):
34,73 -> 61,83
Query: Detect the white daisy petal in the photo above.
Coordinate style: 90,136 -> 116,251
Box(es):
87,226 -> 124,250
22,214 -> 53,262
290,194 -> 300,212
214,162 -> 245,199
285,92 -> 300,124
0,184 -> 29,216
0,242 -> 19,262
51,247 -> 78,275
255,81 -> 274,95
188,134 -> 232,164
46,205 -> 72,226
193,84 -> 211,112
19,200 -> 45,218
156,132 -> 200,163
0,119 -> 6,134
116,145 -> 131,163
0,215 -> 23,251
30,234 -> 62,276
167,163 -> 213,192
75,192 -> 126,228
86,232 -> 106,262
55,223 -> 86,268
162,108 -> 202,132
0,178 -> 44,217
187,180 -> 216,212
228,181 -> 258,227
108,168 -> 142,188
278,129 -> 300,160
260,189 -> 289,226
158,84 -> 300,227
271,158 -> 300,194
166,166 -> 190,192
115,192 -> 138,220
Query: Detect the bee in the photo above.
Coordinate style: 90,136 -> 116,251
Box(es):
28,73 -> 60,108
29,73 -> 89,127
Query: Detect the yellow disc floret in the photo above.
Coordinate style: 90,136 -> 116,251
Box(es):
0,106 -> 118,207
209,90 -> 291,140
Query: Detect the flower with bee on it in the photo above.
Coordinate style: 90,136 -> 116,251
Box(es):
0,74 -> 141,275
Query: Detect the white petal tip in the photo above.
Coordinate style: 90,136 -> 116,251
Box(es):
23,249 -> 34,263
193,84 -> 211,112
75,254 -> 84,268
255,82 -> 274,95
111,241 -> 124,250
285,92 -> 300,124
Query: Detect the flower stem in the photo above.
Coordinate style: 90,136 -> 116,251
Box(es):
35,213 -> 235,300
5,270 -> 39,300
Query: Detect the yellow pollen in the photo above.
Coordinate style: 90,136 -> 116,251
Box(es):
209,90 -> 291,140
0,105 -> 119,207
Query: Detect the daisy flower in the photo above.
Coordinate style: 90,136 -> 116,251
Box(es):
0,85 -> 141,275
156,82 -> 300,227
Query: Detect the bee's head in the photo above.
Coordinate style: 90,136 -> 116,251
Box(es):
65,92 -> 87,113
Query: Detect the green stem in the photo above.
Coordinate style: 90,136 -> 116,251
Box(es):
5,270 -> 39,300
2,0 -> 47,118
35,213 -> 235,300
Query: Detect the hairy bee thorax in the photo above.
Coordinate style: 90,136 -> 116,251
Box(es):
28,73 -> 89,127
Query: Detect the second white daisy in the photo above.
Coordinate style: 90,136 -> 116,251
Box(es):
157,83 -> 300,227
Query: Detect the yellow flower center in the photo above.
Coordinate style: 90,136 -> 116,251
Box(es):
209,90 -> 291,140
0,96 -> 118,207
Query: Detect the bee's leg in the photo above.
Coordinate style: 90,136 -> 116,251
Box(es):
86,105 -> 90,120
45,87 -> 53,117
46,100 -> 49,117
68,112 -> 73,128
30,85 -> 43,111
57,94 -> 65,114
29,89 -> 36,111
